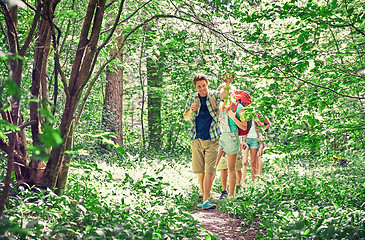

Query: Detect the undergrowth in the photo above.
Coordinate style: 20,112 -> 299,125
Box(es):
0,151 -> 200,239
3,149 -> 364,239
219,154 -> 365,239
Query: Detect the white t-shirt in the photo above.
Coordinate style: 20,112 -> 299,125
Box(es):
247,118 -> 258,138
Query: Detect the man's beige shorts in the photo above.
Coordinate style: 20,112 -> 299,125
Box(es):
192,138 -> 219,174
217,150 -> 243,171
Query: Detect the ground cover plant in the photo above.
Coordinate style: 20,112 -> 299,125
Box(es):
219,153 -> 365,239
0,152 -> 201,239
2,150 -> 364,239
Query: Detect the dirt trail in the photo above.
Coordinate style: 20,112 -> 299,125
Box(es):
191,199 -> 262,240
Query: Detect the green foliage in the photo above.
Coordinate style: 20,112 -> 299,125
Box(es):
0,79 -> 21,99
38,124 -> 63,148
0,119 -> 20,140
0,217 -> 28,239
220,154 -> 365,239
1,0 -> 365,238
1,152 -> 199,239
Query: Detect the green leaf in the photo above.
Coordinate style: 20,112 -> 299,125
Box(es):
27,145 -> 49,161
347,7 -> 354,15
297,34 -> 305,44
0,119 -> 20,133
85,225 -> 92,233
4,79 -> 21,97
38,124 -> 63,148
333,202 -> 339,210
38,108 -> 55,124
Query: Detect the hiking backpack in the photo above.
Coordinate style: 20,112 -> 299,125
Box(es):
232,90 -> 252,136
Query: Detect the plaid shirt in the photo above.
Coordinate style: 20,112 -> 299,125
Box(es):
185,90 -> 221,141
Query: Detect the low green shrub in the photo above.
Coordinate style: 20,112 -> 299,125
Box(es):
220,154 -> 365,239
1,152 -> 199,239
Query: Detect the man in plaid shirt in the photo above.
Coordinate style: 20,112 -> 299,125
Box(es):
183,74 -> 231,209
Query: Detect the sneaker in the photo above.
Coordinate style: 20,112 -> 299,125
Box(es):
219,190 -> 228,199
197,201 -> 204,208
202,201 -> 216,210
236,185 -> 241,193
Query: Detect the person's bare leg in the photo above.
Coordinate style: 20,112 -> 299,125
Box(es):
227,153 -> 237,196
256,144 -> 264,176
221,169 -> 228,191
198,173 -> 205,198
216,148 -> 224,167
241,147 -> 249,184
236,170 -> 242,186
250,148 -> 258,181
203,173 -> 214,201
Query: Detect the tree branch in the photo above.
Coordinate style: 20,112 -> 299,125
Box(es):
19,0 -> 42,56
289,71 -> 365,100
3,120 -> 37,135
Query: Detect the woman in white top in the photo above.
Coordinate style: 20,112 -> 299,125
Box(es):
241,115 -> 260,182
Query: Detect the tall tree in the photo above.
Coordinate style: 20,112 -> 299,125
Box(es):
0,0 -> 41,216
0,1 -> 40,182
29,0 -> 60,184
41,0 -> 108,188
102,43 -> 124,146
146,27 -> 163,150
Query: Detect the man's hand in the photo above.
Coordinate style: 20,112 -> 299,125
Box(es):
190,103 -> 199,112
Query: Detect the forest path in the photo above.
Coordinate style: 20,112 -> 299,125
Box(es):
190,197 -> 262,240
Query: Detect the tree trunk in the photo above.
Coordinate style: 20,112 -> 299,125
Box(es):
147,54 -> 163,150
102,47 -> 123,145
41,0 -> 107,189
55,121 -> 75,195
139,51 -> 146,148
28,0 -> 58,184
0,132 -> 16,218
0,3 -> 40,183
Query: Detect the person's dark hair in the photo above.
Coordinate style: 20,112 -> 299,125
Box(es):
193,74 -> 208,86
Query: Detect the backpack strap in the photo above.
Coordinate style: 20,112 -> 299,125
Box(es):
194,92 -> 219,115
233,102 -> 242,120
194,92 -> 199,102
209,93 -> 219,114
253,113 -> 261,137
232,102 -> 237,113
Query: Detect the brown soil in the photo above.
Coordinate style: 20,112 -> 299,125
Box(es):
191,200 -> 264,240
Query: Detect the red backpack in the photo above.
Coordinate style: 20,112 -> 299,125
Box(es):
232,90 -> 252,136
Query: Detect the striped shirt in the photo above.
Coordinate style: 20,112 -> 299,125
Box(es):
185,90 -> 221,141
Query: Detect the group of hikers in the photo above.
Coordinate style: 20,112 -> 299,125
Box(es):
183,74 -> 270,210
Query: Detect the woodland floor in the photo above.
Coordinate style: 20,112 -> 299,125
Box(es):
191,196 -> 265,240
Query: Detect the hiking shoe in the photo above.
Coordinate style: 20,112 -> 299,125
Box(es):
236,185 -> 241,194
202,201 -> 216,210
219,190 -> 228,199
197,201 -> 204,208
